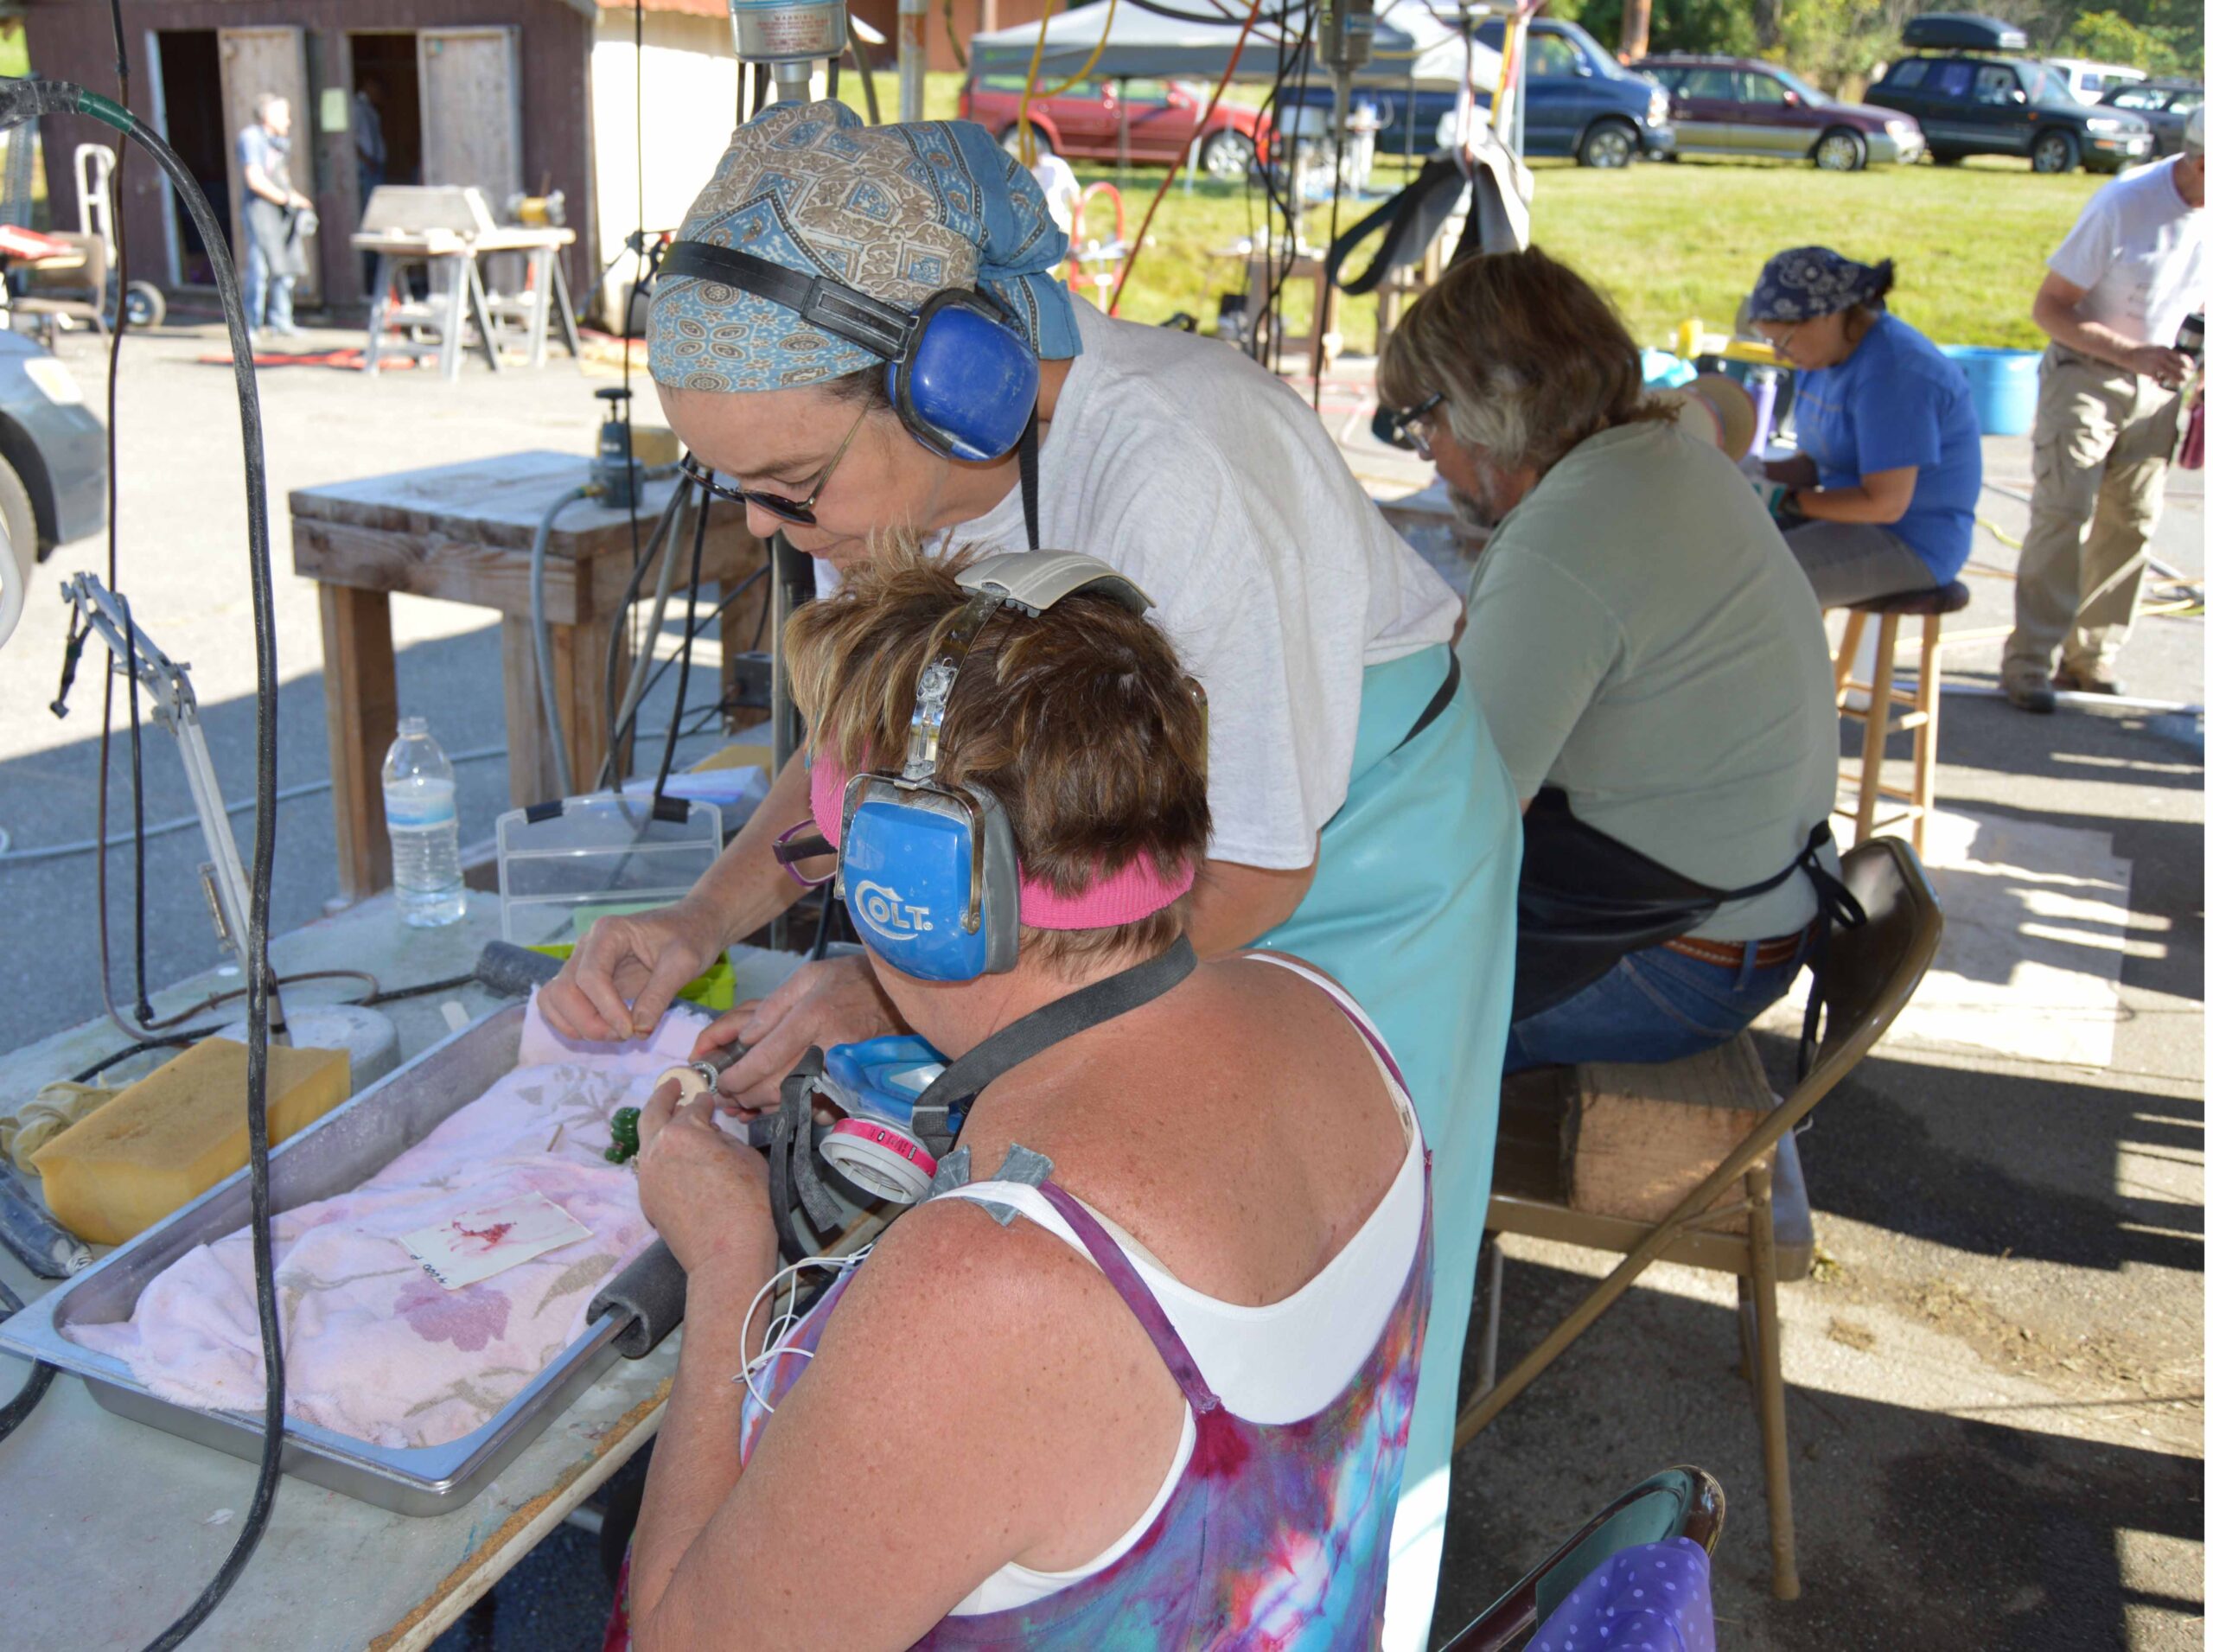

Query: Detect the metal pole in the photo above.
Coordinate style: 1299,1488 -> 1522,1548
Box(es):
898,0 -> 928,120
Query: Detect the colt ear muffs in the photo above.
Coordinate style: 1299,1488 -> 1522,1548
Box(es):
658,240 -> 1038,463
832,551 -> 1152,985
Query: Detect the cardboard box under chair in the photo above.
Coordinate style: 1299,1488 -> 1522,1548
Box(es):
1566,1034 -> 1779,1234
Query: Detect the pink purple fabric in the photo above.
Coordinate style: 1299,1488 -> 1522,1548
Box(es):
1527,1538 -> 1715,1652
809,754 -> 1196,929
67,996 -> 706,1449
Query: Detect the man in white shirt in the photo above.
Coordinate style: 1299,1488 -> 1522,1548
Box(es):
2004,108 -> 2204,711
1029,149 -> 1083,238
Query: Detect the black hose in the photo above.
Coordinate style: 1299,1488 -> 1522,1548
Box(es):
650,491 -> 711,807
598,478 -> 692,790
0,76 -> 290,1652
0,1275 -> 55,1445
603,564 -> 767,770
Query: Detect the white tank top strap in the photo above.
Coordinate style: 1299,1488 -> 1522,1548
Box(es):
1236,950 -> 1421,1141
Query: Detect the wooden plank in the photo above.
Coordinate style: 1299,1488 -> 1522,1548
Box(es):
1566,1035 -> 1777,1234
318,583 -> 399,903
420,28 -> 523,204
296,517 -> 590,623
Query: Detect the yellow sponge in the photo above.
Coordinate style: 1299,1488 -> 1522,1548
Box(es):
31,1038 -> 352,1246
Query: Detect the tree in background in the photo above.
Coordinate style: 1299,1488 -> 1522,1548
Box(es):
1558,0 -> 2202,81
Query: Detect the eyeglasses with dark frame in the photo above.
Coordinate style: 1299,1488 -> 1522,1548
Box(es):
1375,390 -> 1446,461
678,402 -> 871,526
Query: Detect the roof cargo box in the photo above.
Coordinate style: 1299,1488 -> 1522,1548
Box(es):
1901,13 -> 2031,51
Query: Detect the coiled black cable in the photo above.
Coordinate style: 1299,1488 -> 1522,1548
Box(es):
0,76 -> 286,1652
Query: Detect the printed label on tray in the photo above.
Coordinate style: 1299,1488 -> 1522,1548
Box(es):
401,1190 -> 593,1290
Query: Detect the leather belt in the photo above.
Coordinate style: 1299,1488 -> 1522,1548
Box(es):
1662,922 -> 1816,971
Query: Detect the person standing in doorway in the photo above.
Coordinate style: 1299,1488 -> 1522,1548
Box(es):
237,92 -> 311,340
354,73 -> 387,292
2004,107 -> 2204,712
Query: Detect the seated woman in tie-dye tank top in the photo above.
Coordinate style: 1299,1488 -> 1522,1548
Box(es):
612,539 -> 1432,1650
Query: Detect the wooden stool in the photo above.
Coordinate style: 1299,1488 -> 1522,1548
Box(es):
1833,580 -> 1971,855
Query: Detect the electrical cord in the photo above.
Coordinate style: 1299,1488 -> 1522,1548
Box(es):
598,478 -> 695,791
527,484 -> 600,798
0,76 -> 286,1652
0,1273 -> 55,1445
0,744 -> 506,866
604,564 -> 768,773
1109,0 -> 1268,315
65,969 -> 490,1088
651,490 -> 713,807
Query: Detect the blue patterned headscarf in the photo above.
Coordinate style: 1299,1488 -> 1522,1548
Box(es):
648,101 -> 1078,393
1746,246 -> 1895,324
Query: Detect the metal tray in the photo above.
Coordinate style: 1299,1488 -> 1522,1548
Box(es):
0,1002 -> 630,1516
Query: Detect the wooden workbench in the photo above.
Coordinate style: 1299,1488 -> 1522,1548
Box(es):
291,452 -> 767,905
0,899 -> 813,1650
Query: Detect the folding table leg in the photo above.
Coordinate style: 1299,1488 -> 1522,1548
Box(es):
1746,1161 -> 1801,1601
466,259 -> 504,373
550,258 -> 582,359
363,253 -> 394,376
437,256 -> 466,382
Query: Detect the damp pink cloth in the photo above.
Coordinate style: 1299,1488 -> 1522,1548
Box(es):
67,993 -> 708,1450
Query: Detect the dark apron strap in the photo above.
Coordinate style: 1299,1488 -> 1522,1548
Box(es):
1393,650 -> 1462,756
1018,407 -> 1042,552
909,934 -> 1197,1154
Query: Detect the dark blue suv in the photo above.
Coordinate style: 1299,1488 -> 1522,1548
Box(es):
1286,18 -> 1674,167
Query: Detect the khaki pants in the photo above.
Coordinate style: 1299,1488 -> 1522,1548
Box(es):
2004,343 -> 2180,679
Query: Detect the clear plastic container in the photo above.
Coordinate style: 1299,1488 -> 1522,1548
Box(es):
495,793 -> 724,947
382,717 -> 467,928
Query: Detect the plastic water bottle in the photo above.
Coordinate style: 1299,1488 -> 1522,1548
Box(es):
382,717 -> 466,928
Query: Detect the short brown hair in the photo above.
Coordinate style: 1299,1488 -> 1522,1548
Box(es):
1379,245 -> 1670,478
784,537 -> 1210,970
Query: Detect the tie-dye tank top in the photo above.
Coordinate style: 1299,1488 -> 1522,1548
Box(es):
605,960 -> 1431,1650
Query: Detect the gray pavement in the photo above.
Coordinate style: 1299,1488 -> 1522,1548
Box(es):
0,327 -> 2201,1650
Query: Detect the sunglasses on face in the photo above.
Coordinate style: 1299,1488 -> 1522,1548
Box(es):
678,402 -> 871,526
1374,390 -> 1446,460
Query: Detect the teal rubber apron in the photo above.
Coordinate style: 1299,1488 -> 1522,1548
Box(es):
1256,642 -> 1521,1651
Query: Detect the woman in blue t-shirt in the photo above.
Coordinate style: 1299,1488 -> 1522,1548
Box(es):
1745,247 -> 1983,608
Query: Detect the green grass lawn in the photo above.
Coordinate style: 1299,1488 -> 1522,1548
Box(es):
828,73 -> 2100,354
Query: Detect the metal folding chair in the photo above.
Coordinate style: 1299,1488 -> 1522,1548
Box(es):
1459,838 -> 1942,1600
1441,1464 -> 1725,1650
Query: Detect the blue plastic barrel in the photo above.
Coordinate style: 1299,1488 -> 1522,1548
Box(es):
1940,345 -> 2041,437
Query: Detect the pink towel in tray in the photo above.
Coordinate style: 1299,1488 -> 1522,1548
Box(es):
69,993 -> 707,1450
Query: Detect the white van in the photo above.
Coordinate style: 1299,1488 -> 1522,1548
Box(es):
2044,58 -> 2149,104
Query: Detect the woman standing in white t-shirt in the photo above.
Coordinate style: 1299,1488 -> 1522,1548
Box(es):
537,100 -> 1520,1650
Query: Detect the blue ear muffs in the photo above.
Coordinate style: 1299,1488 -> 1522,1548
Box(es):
839,775 -> 1023,981
827,552 -> 1155,985
886,290 -> 1041,463
658,240 -> 1039,462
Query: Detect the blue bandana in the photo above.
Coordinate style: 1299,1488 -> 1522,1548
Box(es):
648,101 -> 1078,393
1746,246 -> 1894,324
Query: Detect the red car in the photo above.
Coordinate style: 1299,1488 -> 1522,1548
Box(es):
960,73 -> 1270,175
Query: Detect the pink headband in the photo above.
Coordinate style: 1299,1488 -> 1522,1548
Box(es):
809,756 -> 1196,930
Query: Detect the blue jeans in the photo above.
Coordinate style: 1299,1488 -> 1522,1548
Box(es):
1504,931 -> 1809,1073
244,238 -> 295,332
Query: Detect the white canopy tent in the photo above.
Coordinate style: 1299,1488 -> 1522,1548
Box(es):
967,0 -> 1499,93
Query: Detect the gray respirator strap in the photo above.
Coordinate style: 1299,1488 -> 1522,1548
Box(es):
909,935 -> 1197,1155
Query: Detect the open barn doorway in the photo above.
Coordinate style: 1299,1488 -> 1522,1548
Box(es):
149,29 -> 226,287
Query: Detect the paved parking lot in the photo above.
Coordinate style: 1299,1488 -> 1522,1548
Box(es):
0,324 -> 2199,1650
